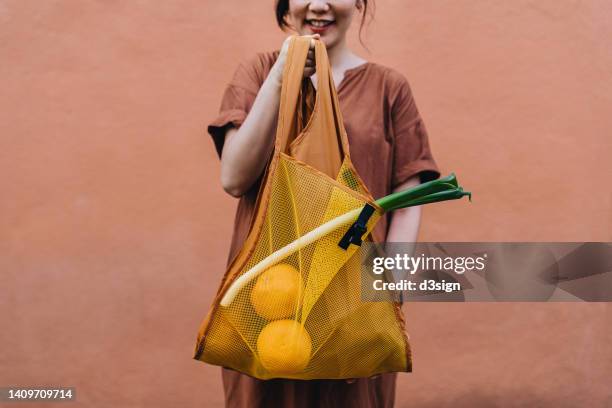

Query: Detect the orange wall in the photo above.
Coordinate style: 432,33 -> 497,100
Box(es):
1,1 -> 610,407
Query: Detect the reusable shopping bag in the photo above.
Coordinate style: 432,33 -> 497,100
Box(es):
193,36 -> 470,380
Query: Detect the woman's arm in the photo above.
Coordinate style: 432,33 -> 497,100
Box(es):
220,35 -> 318,197
219,77 -> 281,197
385,175 -> 422,288
386,175 -> 422,243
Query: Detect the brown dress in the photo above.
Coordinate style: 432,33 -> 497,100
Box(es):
207,50 -> 440,408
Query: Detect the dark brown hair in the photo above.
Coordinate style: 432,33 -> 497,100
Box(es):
274,0 -> 374,45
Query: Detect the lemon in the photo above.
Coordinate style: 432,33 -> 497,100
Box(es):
257,319 -> 312,374
250,263 -> 302,320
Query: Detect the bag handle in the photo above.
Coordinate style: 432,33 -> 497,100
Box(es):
275,36 -> 351,159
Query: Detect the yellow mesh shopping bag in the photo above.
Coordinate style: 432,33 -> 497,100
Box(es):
193,36 -> 471,380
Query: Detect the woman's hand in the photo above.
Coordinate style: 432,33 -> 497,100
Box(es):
220,34 -> 319,197
270,34 -> 320,86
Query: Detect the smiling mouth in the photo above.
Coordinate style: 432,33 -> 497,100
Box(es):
305,19 -> 335,28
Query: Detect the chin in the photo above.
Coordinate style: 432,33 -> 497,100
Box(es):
319,36 -> 338,49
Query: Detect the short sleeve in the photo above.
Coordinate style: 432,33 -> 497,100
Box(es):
207,57 -> 265,159
390,78 -> 441,188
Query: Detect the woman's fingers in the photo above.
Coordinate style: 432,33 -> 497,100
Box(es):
303,50 -> 315,77
274,34 -> 320,81
308,33 -> 320,48
303,34 -> 319,78
303,67 -> 316,77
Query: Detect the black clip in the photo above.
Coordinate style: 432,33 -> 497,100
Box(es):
338,204 -> 375,250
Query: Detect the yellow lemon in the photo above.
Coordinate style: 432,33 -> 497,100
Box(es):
250,263 -> 302,320
257,320 -> 312,374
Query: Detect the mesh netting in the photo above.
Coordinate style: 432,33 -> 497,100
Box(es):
195,154 -> 409,380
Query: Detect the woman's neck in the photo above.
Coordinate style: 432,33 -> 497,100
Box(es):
326,38 -> 366,71
308,37 -> 367,90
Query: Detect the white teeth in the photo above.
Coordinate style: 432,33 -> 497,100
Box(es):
309,20 -> 332,27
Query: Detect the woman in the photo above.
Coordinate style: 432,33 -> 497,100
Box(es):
207,1 -> 440,407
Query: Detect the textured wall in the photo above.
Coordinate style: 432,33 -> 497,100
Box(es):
0,1 -> 610,407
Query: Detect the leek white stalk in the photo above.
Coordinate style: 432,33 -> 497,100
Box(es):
220,173 -> 471,308
220,207 -> 362,307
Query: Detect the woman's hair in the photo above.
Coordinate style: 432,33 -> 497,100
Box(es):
274,0 -> 374,45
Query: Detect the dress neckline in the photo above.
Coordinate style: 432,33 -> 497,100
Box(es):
272,49 -> 370,92
337,62 -> 371,92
